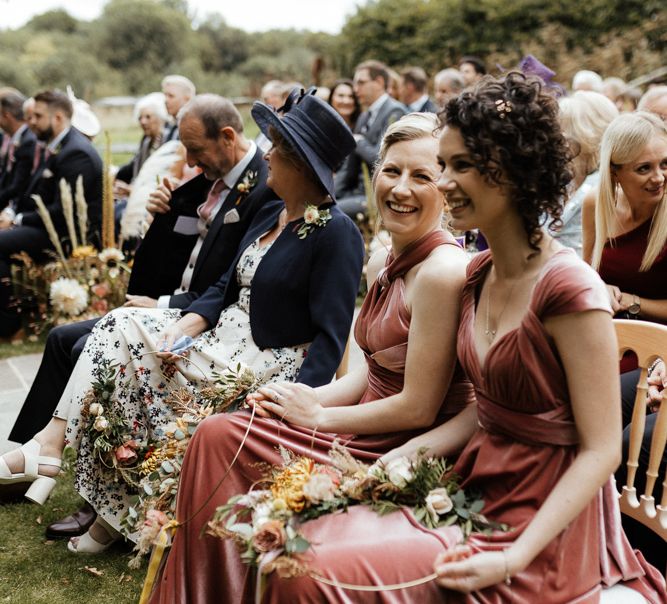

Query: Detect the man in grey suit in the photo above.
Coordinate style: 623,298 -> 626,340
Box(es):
335,60 -> 407,219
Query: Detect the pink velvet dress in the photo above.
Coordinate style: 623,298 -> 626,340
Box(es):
260,249 -> 667,603
149,230 -> 475,603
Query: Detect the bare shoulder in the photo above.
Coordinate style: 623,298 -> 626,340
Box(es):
416,244 -> 468,285
582,187 -> 597,212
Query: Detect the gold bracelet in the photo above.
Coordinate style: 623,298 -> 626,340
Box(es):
502,550 -> 512,586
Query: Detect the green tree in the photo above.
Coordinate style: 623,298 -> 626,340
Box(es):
25,9 -> 79,34
93,0 -> 193,93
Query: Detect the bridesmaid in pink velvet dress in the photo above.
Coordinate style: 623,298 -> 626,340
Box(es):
149,112 -> 476,603
260,73 -> 667,602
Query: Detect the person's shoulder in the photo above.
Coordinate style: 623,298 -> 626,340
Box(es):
415,243 -> 468,290
536,248 -> 610,316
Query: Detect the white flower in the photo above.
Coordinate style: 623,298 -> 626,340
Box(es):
89,267 -> 100,280
252,502 -> 273,529
89,403 -> 104,416
385,457 -> 414,488
303,472 -> 336,503
108,267 -> 120,279
98,248 -> 124,264
49,278 -> 88,316
93,416 -> 109,431
303,205 -> 320,224
425,488 -> 454,523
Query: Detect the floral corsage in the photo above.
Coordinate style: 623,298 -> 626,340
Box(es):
296,204 -> 332,239
236,170 -> 258,204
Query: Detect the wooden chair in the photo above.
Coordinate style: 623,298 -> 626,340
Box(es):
614,319 -> 667,542
601,319 -> 666,602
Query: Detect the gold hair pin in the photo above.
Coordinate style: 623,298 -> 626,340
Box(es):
495,99 -> 513,118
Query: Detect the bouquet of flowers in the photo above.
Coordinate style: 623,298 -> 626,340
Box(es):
207,443 -> 508,579
10,177 -> 131,337
78,357 -> 258,567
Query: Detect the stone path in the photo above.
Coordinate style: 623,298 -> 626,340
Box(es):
0,318 -> 364,456
0,353 -> 41,455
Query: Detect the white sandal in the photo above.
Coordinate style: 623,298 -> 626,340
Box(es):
0,439 -> 61,505
67,517 -> 120,554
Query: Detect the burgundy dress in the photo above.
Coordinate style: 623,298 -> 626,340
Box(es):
599,218 -> 667,372
149,230 -> 475,603
261,249 -> 666,603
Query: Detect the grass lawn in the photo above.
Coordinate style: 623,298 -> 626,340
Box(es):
0,471 -> 144,603
0,340 -> 44,361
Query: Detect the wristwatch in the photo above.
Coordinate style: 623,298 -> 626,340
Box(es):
628,294 -> 641,317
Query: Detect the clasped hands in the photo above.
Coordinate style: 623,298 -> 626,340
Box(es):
246,383 -> 323,428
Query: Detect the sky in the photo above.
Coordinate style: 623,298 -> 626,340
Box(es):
0,0 -> 365,33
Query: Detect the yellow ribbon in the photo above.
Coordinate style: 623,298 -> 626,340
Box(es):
139,520 -> 180,604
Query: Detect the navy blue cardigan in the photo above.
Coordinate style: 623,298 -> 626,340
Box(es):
184,200 -> 364,387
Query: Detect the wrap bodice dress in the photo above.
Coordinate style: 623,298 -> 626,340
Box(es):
149,230 -> 476,603
260,249 -> 666,603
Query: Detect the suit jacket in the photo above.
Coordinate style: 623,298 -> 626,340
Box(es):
128,147 -> 275,307
18,127 -> 103,241
336,95 -> 407,198
185,200 -> 364,387
415,97 -> 438,113
116,134 -> 159,184
0,125 -> 36,210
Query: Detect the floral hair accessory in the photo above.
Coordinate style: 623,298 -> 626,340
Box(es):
495,98 -> 513,118
296,204 -> 332,239
236,170 -> 258,205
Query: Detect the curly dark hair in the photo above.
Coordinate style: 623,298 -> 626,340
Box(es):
441,71 -> 572,251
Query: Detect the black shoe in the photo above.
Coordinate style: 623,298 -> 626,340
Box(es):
45,503 -> 97,539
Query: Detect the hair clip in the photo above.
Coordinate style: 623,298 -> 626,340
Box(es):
495,99 -> 513,118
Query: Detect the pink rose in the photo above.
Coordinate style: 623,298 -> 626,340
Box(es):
252,519 -> 286,553
91,283 -> 111,298
115,440 -> 139,464
92,299 -> 108,313
144,509 -> 169,528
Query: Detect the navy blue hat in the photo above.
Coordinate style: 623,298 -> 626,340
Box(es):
251,87 -> 356,200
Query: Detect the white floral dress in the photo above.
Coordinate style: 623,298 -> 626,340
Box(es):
53,238 -> 310,537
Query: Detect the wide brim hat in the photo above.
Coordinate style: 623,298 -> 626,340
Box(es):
251,88 -> 356,200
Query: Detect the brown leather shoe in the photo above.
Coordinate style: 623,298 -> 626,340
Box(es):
45,503 -> 97,539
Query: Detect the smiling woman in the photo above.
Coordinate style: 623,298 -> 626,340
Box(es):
583,112 -> 667,329
149,112 -> 475,603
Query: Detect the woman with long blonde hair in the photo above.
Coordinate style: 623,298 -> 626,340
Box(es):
583,112 -> 667,325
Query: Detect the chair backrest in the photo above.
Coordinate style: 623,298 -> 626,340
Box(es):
614,319 -> 667,542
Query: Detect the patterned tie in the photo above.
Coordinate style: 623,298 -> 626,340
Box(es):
198,179 -> 227,222
31,142 -> 47,174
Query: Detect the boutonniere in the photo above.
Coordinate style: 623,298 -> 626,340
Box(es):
296,204 -> 332,239
235,170 -> 258,205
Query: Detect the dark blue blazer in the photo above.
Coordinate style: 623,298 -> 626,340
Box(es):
0,126 -> 36,210
185,200 -> 364,387
128,147 -> 274,305
19,127 -> 103,241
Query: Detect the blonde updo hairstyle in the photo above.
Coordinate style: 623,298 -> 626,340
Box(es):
592,111 -> 667,271
559,91 -> 618,180
372,112 -> 443,232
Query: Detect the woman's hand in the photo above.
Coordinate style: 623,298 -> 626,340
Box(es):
255,382 -> 323,428
605,284 -> 623,313
155,323 -> 186,362
647,360 -> 665,413
434,546 -> 510,593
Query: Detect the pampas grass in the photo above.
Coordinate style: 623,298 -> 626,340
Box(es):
75,174 -> 88,243
30,194 -> 70,276
59,178 -> 79,249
